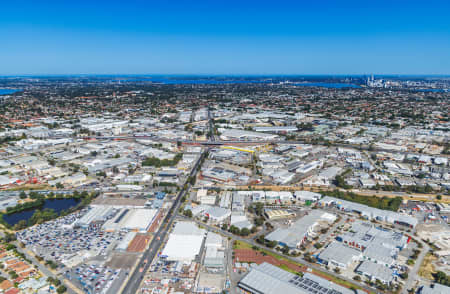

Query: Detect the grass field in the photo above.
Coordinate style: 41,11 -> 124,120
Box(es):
6,184 -> 52,191
233,240 -> 255,250
418,252 -> 437,280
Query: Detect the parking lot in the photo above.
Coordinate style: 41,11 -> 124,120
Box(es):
65,262 -> 128,294
16,209 -> 126,267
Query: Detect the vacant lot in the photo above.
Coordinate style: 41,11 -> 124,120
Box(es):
418,252 -> 437,280
127,234 -> 151,252
106,252 -> 138,269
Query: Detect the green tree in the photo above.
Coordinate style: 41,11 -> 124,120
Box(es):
57,285 -> 67,293
183,209 -> 193,218
240,228 -> 250,236
19,191 -> 27,199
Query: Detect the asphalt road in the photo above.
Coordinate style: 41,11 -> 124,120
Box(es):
13,243 -> 79,294
402,241 -> 429,293
121,150 -> 206,294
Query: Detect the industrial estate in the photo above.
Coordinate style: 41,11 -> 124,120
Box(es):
0,75 -> 448,294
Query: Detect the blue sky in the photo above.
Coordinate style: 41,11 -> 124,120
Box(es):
1,0 -> 449,75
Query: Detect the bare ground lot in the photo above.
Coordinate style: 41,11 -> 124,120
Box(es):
127,234 -> 151,252
106,252 -> 139,269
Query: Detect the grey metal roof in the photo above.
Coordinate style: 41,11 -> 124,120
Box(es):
318,242 -> 361,266
265,210 -> 327,248
356,260 -> 394,283
238,262 -> 354,294
419,284 -> 450,294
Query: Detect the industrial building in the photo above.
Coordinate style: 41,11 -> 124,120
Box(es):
238,262 -> 354,294
318,196 -> 418,228
161,234 -> 204,263
74,206 -> 115,228
355,260 -> 395,284
265,210 -> 336,249
115,232 -> 137,251
219,128 -> 279,141
264,209 -> 296,220
335,221 -> 408,267
317,242 -> 362,269
102,208 -> 158,232
203,232 -> 225,271
160,221 -> 206,263
418,284 -> 450,294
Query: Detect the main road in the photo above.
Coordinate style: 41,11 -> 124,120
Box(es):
121,150 -> 206,294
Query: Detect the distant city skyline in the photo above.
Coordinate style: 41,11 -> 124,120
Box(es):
1,0 -> 450,75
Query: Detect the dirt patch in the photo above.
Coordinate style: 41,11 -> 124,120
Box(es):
148,210 -> 164,233
106,252 -> 138,269
234,248 -> 305,273
127,234 -> 151,252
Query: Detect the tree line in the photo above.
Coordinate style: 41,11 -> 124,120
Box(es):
321,189 -> 403,211
142,153 -> 182,167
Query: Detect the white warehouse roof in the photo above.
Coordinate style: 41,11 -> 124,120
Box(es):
161,234 -> 204,262
122,208 -> 158,231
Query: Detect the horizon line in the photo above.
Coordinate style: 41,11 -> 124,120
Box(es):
1,73 -> 450,77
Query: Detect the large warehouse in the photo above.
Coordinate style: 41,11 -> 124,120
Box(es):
160,221 -> 206,263
238,262 -> 354,294
75,205 -> 115,228
161,234 -> 205,263
102,208 -> 158,232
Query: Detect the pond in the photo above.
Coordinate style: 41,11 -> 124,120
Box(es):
0,89 -> 22,95
2,198 -> 81,226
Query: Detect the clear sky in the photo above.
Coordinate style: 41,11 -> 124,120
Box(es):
1,0 -> 449,75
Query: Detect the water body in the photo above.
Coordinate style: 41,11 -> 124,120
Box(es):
2,198 -> 81,226
123,78 -> 363,88
0,89 -> 21,95
416,88 -> 448,93
292,82 -> 361,88
122,78 -> 268,84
